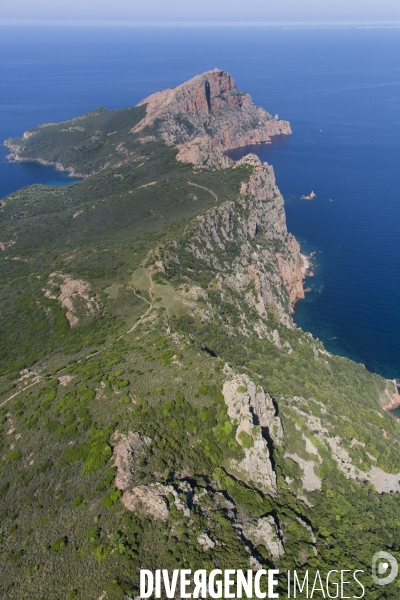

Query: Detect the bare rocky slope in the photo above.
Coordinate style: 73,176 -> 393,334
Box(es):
181,152 -> 305,326
135,69 -> 291,149
138,69 -> 291,169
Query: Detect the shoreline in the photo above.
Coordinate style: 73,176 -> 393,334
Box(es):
300,250 -> 316,279
3,141 -> 87,180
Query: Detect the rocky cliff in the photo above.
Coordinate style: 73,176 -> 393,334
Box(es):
171,153 -> 305,327
135,69 -> 291,165
136,71 -> 302,320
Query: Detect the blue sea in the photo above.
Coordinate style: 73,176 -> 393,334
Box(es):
1,26 -> 400,378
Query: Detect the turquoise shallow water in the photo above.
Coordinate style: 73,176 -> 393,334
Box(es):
1,26 -> 400,377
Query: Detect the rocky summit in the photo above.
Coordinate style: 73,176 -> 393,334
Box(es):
135,69 -> 291,147
1,71 -> 400,600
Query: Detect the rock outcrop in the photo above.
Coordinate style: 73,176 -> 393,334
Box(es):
284,453 -> 322,492
222,373 -> 282,494
134,69 -> 291,165
197,532 -> 216,551
121,484 -> 170,521
239,515 -> 285,561
176,136 -> 234,170
180,154 -> 304,324
380,380 -> 400,411
285,397 -> 400,495
113,431 -> 151,491
43,272 -> 100,326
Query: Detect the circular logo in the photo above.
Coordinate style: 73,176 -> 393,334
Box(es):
372,551 -> 398,586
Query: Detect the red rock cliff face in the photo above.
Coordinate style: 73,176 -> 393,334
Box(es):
136,70 -> 247,118
179,154 -> 304,326
207,71 -> 236,100
133,70 -> 291,160
276,240 -> 305,312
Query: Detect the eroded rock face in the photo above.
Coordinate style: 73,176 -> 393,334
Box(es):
284,453 -> 322,492
239,515 -> 284,561
222,373 -> 282,494
133,70 -> 291,158
380,380 -> 400,411
176,136 -> 234,170
197,532 -> 216,551
121,481 -> 191,521
0,238 -> 17,251
136,70 -> 242,120
122,484 -> 170,521
285,397 -> 400,495
43,272 -> 99,326
276,240 -> 305,312
113,431 -> 150,491
183,155 -> 304,324
113,435 -> 195,520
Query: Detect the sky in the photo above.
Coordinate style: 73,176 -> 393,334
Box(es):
1,0 -> 400,26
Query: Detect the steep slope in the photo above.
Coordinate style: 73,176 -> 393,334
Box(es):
134,69 -> 291,159
1,71 -> 400,600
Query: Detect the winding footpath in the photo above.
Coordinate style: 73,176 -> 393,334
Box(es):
188,181 -> 218,201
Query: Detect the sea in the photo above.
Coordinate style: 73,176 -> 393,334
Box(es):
1,25 -> 400,379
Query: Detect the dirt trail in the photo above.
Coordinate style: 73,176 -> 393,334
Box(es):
0,380 -> 41,409
188,181 -> 218,201
124,272 -> 155,336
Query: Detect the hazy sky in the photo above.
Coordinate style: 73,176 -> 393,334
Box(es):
2,0 -> 400,25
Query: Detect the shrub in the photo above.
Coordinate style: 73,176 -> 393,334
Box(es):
0,482 -> 10,497
85,525 -> 101,542
102,488 -> 122,508
53,536 -> 68,553
238,431 -> 254,449
93,544 -> 112,562
7,449 -> 22,461
213,420 -> 233,443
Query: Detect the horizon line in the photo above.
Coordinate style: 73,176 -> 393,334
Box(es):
2,19 -> 400,29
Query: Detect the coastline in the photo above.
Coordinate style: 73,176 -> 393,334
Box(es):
3,140 -> 87,180
300,251 -> 315,279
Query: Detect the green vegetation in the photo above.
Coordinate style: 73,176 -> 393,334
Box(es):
238,430 -> 254,449
6,105 -> 147,176
1,95 -> 400,600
